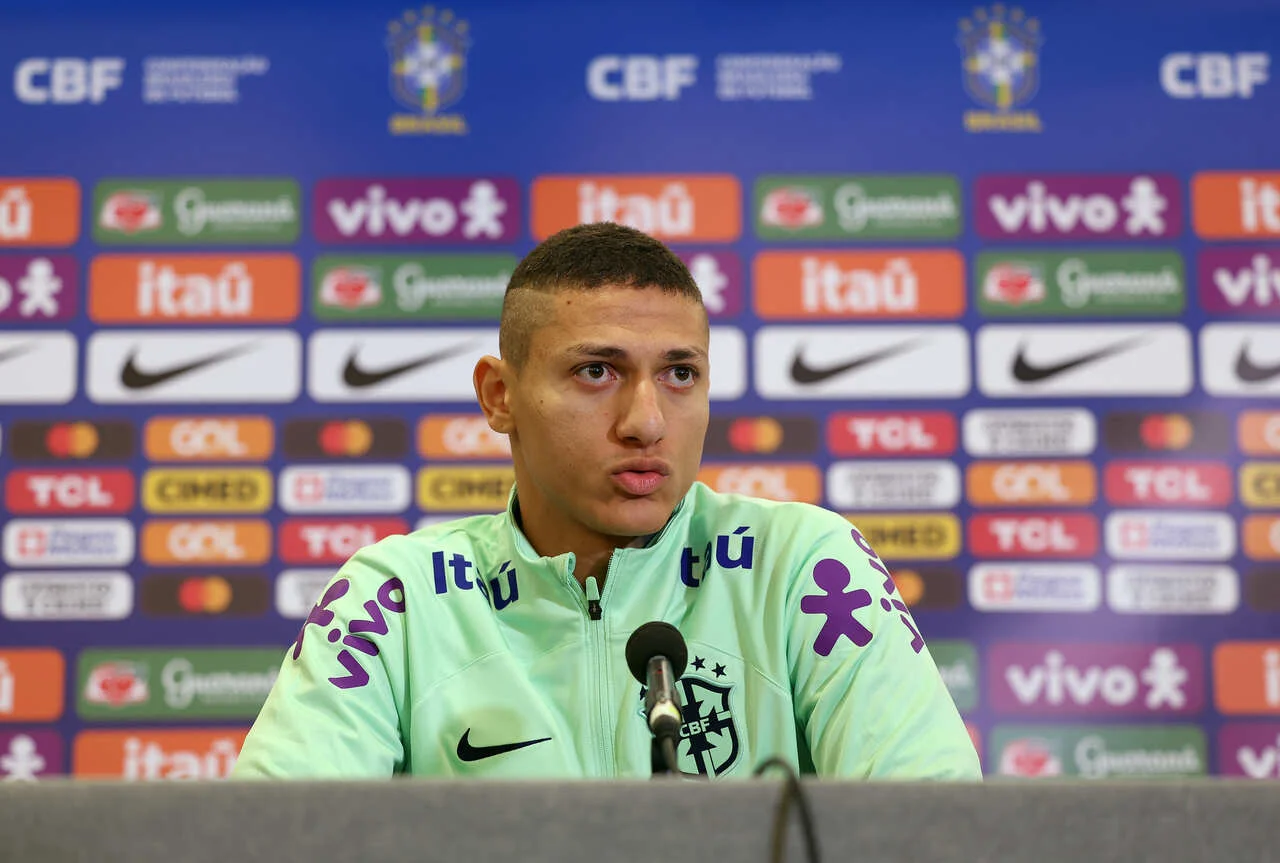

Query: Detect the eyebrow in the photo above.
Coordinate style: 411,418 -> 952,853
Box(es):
565,343 -> 708,363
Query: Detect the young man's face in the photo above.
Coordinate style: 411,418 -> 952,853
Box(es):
500,286 -> 710,547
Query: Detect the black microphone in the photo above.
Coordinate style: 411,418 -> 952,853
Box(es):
625,621 -> 688,774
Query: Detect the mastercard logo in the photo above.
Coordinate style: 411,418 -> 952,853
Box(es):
727,418 -> 783,453
319,420 -> 373,457
178,576 -> 235,613
1138,414 -> 1194,451
892,569 -> 925,606
45,422 -> 101,458
11,420 -> 134,461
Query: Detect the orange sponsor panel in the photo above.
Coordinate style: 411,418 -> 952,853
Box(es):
141,519 -> 272,566
89,254 -> 300,322
0,648 -> 65,722
417,415 -> 511,459
1241,412 -> 1280,456
1244,516 -> 1280,560
1193,172 -> 1280,239
144,416 -> 274,461
0,178 -> 80,246
74,728 -> 249,779
753,250 -> 966,318
966,461 -> 1097,506
1214,642 -> 1280,715
530,175 -> 741,242
697,463 -> 821,504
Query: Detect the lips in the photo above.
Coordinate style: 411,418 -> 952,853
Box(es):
612,460 -> 670,496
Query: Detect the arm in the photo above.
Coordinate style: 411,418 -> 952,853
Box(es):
785,512 -> 981,780
232,539 -> 412,778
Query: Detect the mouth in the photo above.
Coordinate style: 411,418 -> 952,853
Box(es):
611,460 -> 671,496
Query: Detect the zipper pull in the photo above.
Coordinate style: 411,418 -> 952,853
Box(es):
585,576 -> 603,621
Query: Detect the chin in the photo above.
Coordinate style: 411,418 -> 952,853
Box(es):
595,495 -> 678,539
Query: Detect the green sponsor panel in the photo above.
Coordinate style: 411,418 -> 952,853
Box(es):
928,639 -> 978,713
312,254 -> 516,320
93,178 -> 300,244
988,725 -> 1207,779
77,647 -> 281,720
976,250 -> 1185,316
754,175 -> 961,240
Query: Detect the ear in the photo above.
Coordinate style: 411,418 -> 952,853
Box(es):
473,355 -> 515,434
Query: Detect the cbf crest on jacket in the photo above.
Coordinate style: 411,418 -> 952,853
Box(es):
233,482 -> 981,780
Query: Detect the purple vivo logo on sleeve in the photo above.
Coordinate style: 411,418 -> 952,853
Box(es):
313,178 -> 521,244
1219,724 -> 1280,779
0,255 -> 77,321
988,643 -> 1204,716
1199,249 -> 1280,314
975,174 -> 1182,240
0,730 -> 63,779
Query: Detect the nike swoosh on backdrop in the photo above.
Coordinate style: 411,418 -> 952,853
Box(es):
120,344 -> 253,390
790,339 -> 925,385
0,344 -> 34,366
1236,341 -> 1280,383
343,342 -> 479,388
1011,336 -> 1149,383
455,728 -> 552,762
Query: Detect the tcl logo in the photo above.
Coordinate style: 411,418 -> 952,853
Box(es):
969,514 -> 1099,558
826,412 -> 956,457
697,464 -> 821,503
5,470 -> 134,514
1161,52 -> 1270,98
1104,462 -> 1232,507
586,55 -> 697,101
13,57 -> 125,104
278,518 -> 407,564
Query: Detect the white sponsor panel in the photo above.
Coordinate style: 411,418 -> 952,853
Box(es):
969,563 -> 1101,612
278,465 -> 412,514
1107,565 -> 1239,614
977,324 -> 1192,397
963,408 -> 1096,456
1105,511 -> 1236,561
1,571 -> 133,620
86,330 -> 301,403
2,519 -> 134,567
708,326 -> 746,400
275,569 -> 338,618
826,460 -> 960,509
308,328 -> 498,402
0,333 -> 76,404
754,325 -> 970,399
1201,324 -> 1280,397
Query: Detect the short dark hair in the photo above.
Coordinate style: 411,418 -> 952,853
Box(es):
499,222 -> 703,368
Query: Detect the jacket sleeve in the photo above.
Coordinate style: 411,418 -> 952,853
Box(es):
783,512 -> 981,780
231,539 -> 412,779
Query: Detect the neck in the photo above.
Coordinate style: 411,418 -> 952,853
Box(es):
512,494 -> 650,588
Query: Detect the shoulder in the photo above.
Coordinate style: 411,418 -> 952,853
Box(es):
686,481 -> 854,552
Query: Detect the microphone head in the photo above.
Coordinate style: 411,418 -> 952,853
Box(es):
625,621 -> 688,684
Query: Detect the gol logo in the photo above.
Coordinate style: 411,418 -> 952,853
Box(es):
417,466 -> 515,511
1241,463 -> 1280,508
278,518 -> 407,564
73,729 -> 248,779
141,520 -> 272,566
0,649 -> 65,721
4,469 -> 134,514
144,417 -> 274,461
1213,642 -> 1280,714
968,513 -> 1099,558
1240,412 -> 1280,456
966,461 -> 1096,506
142,469 -> 273,514
417,415 -> 510,459
846,514 -> 961,561
697,464 -> 821,503
1243,516 -> 1280,560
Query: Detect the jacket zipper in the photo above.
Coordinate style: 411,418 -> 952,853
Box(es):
583,560 -> 619,777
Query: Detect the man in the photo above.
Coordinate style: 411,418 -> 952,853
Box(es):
233,223 -> 980,780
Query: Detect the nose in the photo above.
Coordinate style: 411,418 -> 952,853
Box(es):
615,378 -> 665,446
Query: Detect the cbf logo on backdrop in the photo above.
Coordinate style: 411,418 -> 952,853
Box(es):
387,6 -> 470,135
638,655 -> 741,777
958,5 -> 1043,133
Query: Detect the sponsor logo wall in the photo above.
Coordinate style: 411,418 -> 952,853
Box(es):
0,0 -> 1276,781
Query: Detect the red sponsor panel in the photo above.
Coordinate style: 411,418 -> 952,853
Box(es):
278,517 -> 409,564
969,513 -> 1099,558
5,469 -> 135,514
1103,461 -> 1233,507
826,411 -> 957,457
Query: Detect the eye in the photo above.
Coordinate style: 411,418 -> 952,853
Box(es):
664,365 -> 700,388
575,362 -> 616,384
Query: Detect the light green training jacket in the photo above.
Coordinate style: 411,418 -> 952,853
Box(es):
233,482 -> 981,780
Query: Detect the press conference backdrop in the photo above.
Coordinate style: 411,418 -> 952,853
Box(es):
0,0 -> 1278,783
